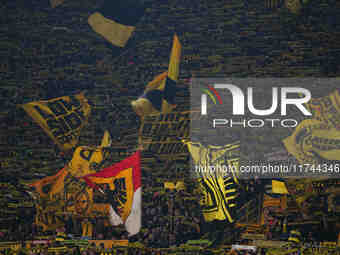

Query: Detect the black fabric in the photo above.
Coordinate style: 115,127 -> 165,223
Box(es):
163,77 -> 177,105
142,89 -> 163,111
99,0 -> 146,26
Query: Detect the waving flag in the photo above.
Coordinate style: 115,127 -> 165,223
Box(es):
21,93 -> 91,151
28,167 -> 68,231
304,89 -> 340,130
88,0 -> 146,56
82,151 -> 141,236
283,90 -> 340,165
28,132 -> 112,231
184,140 -> 240,223
272,180 -> 289,194
28,145 -> 107,231
131,35 -> 181,117
50,0 -> 146,58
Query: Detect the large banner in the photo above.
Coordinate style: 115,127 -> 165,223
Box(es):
22,93 -> 91,151
139,111 -> 202,158
283,118 -> 340,165
30,167 -> 85,231
185,140 -> 240,223
83,151 -> 141,236
29,145 -> 109,231
139,111 -> 188,158
283,89 -> 340,166
304,89 -> 340,130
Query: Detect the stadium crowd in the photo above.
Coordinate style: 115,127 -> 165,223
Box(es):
0,0 -> 340,250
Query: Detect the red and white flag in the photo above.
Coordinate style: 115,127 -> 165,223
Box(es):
82,151 -> 141,236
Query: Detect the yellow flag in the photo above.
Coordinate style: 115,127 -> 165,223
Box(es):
184,140 -> 240,223
304,89 -> 340,130
197,176 -> 236,222
30,168 -> 69,231
272,180 -> 289,194
67,146 -> 107,177
29,168 -> 67,197
29,144 -> 110,231
164,182 -> 176,190
163,181 -> 185,191
100,130 -> 112,147
283,118 -> 340,164
21,93 -> 91,151
175,181 -> 185,191
87,0 -> 145,49
131,35 -> 181,117
167,34 -> 182,82
88,12 -> 135,48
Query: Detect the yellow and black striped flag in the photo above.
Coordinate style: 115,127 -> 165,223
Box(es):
183,140 -> 240,223
288,230 -> 302,243
131,35 -> 182,117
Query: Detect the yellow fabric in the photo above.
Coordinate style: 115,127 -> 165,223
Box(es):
100,130 -> 112,147
92,203 -> 111,216
283,118 -> 340,165
167,34 -> 182,82
131,35 -> 181,117
161,99 -> 176,115
81,221 -> 93,237
88,12 -> 135,48
21,92 -> 91,151
145,72 -> 168,91
198,176 -> 234,222
305,89 -> 340,129
30,144 -> 111,231
284,90 -> 340,165
30,168 -> 68,231
290,230 -> 301,236
67,146 -> 106,177
131,98 -> 159,117
175,181 -> 185,191
144,34 -> 182,88
272,180 -> 289,194
184,140 -> 240,222
29,167 -> 68,198
164,182 -> 176,190
56,231 -> 66,241
184,140 -> 240,183
87,167 -> 134,221
288,237 -> 301,243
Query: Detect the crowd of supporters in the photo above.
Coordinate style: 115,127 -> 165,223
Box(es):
0,0 -> 340,250
0,167 -> 204,247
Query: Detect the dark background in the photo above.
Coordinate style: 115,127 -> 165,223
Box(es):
0,0 -> 340,246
